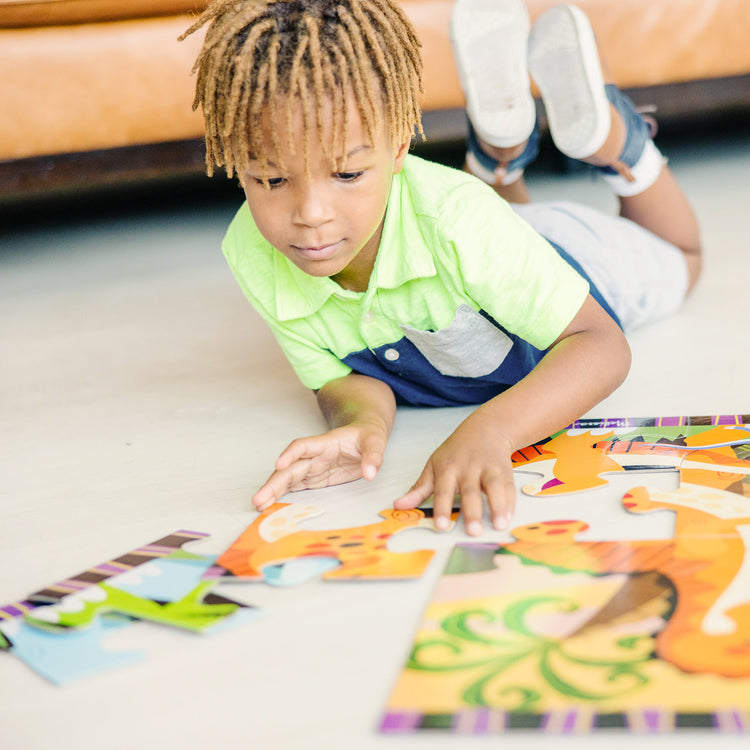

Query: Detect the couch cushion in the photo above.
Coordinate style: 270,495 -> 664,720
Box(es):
0,16 -> 208,159
0,0 -> 207,28
1,0 -> 749,163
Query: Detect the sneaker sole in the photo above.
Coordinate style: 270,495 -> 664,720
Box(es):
528,4 -> 610,159
450,0 -> 535,148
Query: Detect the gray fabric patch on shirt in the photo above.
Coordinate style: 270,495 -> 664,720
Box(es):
400,304 -> 513,378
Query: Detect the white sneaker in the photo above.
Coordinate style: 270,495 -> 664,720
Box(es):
527,4 -> 611,159
450,0 -> 536,148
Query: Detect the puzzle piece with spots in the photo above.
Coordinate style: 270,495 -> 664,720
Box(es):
204,502 -> 458,583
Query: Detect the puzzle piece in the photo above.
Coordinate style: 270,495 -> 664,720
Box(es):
1,613 -> 139,685
205,502 -> 458,582
504,507 -> 750,678
621,478 -> 750,673
29,529 -> 211,603
512,416 -> 750,498
382,539 -> 750,735
1,531 -> 262,685
27,555 -> 258,635
512,428 -> 630,495
1,595 -> 139,686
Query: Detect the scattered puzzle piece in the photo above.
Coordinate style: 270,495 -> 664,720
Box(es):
27,563 -> 252,636
29,530 -> 211,603
1,531 -> 262,685
1,613 -> 140,685
205,503 -> 458,582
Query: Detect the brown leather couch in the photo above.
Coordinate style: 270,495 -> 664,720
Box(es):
2,0 -> 749,198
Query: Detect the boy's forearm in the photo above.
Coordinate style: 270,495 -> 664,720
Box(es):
472,302 -> 631,452
316,373 -> 397,435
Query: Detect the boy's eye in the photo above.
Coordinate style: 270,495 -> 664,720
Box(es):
335,171 -> 364,182
254,176 -> 285,189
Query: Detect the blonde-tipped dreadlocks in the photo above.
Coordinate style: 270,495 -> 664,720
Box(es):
180,0 -> 424,180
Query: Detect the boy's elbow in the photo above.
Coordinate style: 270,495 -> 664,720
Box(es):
613,328 -> 632,388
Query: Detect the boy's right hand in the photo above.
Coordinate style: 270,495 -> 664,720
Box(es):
251,419 -> 388,511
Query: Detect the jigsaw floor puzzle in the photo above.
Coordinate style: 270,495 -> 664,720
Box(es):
5,413 -> 750,737
381,415 -> 750,734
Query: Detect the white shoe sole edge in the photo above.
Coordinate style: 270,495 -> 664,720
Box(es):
450,0 -> 536,148
528,4 -> 610,159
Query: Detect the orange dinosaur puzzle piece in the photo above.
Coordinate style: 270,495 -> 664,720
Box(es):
204,502 -> 458,583
505,486 -> 750,678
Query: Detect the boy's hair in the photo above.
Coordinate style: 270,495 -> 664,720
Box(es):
180,0 -> 424,180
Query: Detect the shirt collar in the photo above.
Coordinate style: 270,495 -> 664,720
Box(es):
272,252 -> 341,321
274,159 -> 437,321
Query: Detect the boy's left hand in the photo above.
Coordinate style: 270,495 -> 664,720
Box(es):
394,412 -> 517,536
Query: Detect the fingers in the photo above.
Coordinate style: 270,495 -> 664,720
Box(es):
396,464 -> 517,537
394,465 -> 434,511
451,471 -> 515,535
359,430 -> 387,481
395,466 -> 484,535
252,437 -> 323,510
273,436 -> 318,471
251,457 -> 313,511
255,433 -> 337,506
254,425 -> 387,511
431,470 -> 458,533
457,483 -> 484,537
483,470 -> 517,531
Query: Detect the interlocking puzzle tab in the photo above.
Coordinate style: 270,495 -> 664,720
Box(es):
204,502 -> 459,584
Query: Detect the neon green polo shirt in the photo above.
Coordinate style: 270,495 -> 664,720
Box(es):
222,154 -> 589,406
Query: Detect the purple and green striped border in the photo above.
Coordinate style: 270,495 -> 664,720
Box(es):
380,708 -> 750,734
28,530 -> 210,603
569,414 -> 750,430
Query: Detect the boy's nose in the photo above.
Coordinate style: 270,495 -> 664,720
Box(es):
293,184 -> 334,228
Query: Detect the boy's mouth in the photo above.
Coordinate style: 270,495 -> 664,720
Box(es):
292,241 -> 342,260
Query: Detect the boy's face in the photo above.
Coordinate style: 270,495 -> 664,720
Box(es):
239,93 -> 410,293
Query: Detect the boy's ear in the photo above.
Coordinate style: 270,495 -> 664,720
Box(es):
393,139 -> 410,174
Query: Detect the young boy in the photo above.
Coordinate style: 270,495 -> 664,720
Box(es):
181,0 -> 701,536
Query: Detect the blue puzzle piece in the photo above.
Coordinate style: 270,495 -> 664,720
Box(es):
1,612 -> 139,686
1,550 -> 263,685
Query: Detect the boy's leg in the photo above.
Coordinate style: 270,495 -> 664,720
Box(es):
450,0 -> 537,202
528,4 -> 701,291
